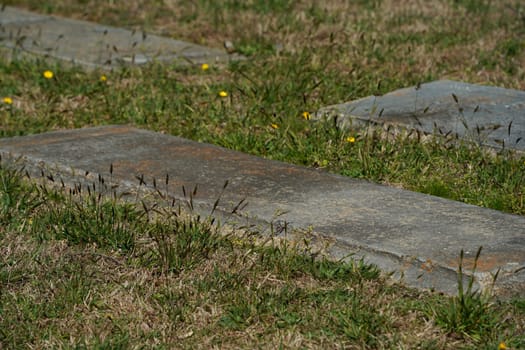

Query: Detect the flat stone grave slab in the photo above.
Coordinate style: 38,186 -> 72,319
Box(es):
0,126 -> 524,297
0,6 -> 237,69
317,80 -> 525,152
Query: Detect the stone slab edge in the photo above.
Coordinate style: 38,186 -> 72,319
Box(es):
1,149 -> 468,296
0,127 -> 523,298
315,80 -> 525,154
0,6 -> 241,70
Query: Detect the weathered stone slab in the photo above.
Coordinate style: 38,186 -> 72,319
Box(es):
317,80 -> 525,152
0,126 -> 524,297
0,6 -> 237,69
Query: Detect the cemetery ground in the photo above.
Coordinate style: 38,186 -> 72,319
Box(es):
1,0 -> 525,348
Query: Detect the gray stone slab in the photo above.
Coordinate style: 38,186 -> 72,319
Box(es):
0,126 -> 524,297
0,6 -> 237,69
317,80 -> 525,152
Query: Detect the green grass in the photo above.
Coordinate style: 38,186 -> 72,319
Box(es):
1,58 -> 524,215
1,0 -> 525,348
429,247 -> 504,342
0,163 -> 523,348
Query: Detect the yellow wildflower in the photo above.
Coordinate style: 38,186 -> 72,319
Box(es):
3,97 -> 13,105
346,136 -> 356,143
271,123 -> 279,129
201,63 -> 209,71
302,111 -> 311,120
43,70 -> 54,79
498,342 -> 507,350
219,91 -> 228,98
100,74 -> 107,82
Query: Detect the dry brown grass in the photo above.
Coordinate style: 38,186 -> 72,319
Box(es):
1,1 -> 524,348
5,0 -> 521,81
2,219 -> 475,349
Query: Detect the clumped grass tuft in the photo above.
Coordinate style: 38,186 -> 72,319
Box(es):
144,211 -> 225,275
0,159 -> 42,231
428,247 -> 504,343
32,187 -> 140,252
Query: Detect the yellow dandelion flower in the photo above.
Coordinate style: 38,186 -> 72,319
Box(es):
302,111 -> 311,120
3,97 -> 13,105
100,74 -> 107,82
201,63 -> 209,71
498,342 -> 507,350
346,136 -> 356,143
271,123 -> 279,129
219,91 -> 228,98
43,70 -> 54,79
